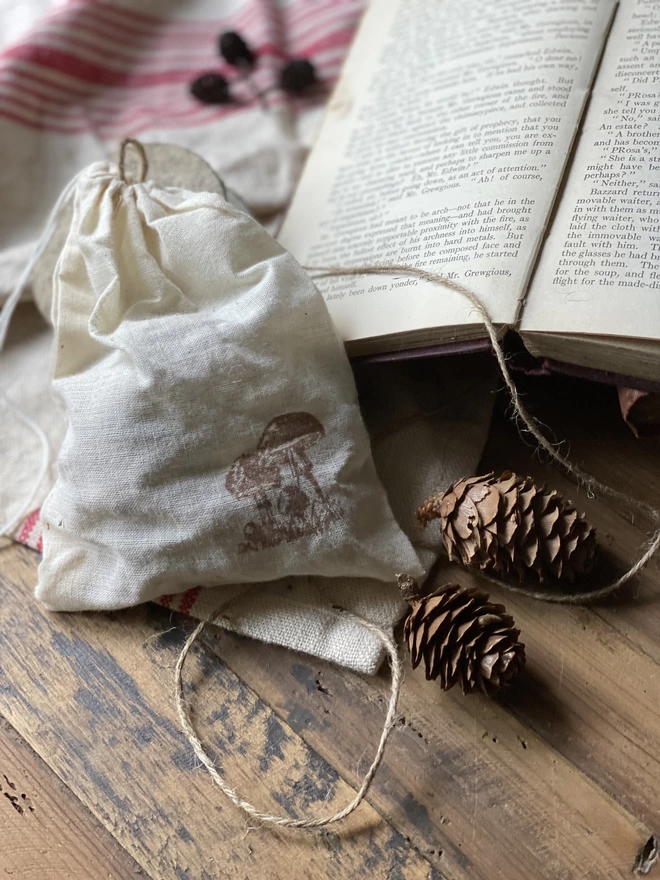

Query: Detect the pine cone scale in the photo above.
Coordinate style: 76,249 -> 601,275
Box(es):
412,631 -> 425,667
542,533 -> 562,563
439,492 -> 457,520
501,491 -> 517,518
500,516 -> 518,546
480,652 -> 500,678
539,506 -> 561,536
454,501 -> 478,540
470,485 -> 499,523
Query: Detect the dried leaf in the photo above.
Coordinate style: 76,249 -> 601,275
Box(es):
633,835 -> 660,875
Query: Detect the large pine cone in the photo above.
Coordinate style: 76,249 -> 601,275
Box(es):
416,472 -> 597,583
404,584 -> 525,694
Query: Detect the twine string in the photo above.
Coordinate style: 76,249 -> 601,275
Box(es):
0,394 -> 51,538
118,138 -> 148,184
0,141 -> 147,537
305,264 -> 660,605
175,603 -> 402,829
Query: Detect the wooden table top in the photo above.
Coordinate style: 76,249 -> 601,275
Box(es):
0,373 -> 658,880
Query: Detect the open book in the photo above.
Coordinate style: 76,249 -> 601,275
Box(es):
279,0 -> 660,385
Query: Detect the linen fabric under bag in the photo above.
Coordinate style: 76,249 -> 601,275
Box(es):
37,160 -> 423,611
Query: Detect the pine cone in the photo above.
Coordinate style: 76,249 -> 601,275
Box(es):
417,472 -> 597,583
404,584 -> 525,694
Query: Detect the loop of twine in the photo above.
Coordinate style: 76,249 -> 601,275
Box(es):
175,602 -> 402,829
118,138 -> 148,184
305,264 -> 660,605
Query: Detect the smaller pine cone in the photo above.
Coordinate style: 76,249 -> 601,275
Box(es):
417,471 -> 597,583
403,584 -> 525,694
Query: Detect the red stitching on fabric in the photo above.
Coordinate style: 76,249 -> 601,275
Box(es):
17,509 -> 40,545
178,586 -> 202,617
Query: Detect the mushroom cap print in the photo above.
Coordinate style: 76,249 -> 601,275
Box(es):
226,448 -> 283,499
257,412 -> 325,454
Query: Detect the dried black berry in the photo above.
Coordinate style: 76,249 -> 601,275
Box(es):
219,31 -> 255,68
279,59 -> 317,94
190,72 -> 231,104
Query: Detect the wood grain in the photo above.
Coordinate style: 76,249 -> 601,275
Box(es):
199,620 -> 648,880
474,376 -> 660,833
0,712 -> 144,879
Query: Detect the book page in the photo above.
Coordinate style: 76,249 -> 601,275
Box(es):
279,0 -> 615,350
522,0 -> 660,341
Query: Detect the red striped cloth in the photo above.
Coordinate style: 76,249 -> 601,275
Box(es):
0,0 -> 363,138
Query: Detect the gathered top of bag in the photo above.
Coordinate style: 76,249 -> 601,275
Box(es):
35,142 -> 423,612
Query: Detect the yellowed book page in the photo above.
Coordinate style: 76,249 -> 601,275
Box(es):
521,0 -> 660,341
279,0 -> 615,347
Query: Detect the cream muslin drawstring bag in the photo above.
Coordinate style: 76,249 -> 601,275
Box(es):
32,146 -> 424,613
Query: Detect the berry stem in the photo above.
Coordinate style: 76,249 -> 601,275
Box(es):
235,68 -> 270,110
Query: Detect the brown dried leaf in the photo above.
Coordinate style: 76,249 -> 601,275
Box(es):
633,835 -> 660,875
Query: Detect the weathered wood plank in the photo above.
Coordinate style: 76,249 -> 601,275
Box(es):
0,712 -> 145,879
199,618 -> 648,880
1,373 -> 658,879
481,577 -> 660,829
0,545 -> 434,880
184,375 -> 660,878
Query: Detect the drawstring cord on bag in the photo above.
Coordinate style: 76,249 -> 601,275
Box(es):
0,137 -> 146,355
0,137 -> 145,356
118,138 -> 148,184
0,140 -> 143,538
0,170 -> 85,351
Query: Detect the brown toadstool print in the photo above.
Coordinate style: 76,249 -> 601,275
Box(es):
226,412 -> 343,553
258,412 -> 325,497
